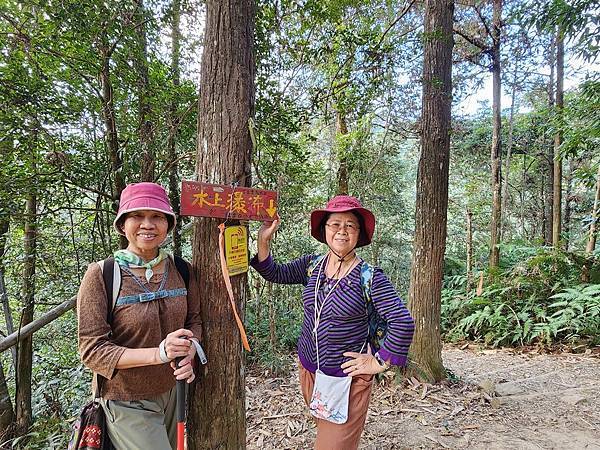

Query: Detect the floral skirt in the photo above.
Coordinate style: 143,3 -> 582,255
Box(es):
299,363 -> 373,450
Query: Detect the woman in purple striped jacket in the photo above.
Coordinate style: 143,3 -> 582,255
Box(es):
250,195 -> 415,449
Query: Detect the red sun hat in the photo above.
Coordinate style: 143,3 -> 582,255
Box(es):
310,195 -> 375,247
113,182 -> 177,235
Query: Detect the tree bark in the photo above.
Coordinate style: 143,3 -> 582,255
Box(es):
0,360 -> 15,441
581,162 -> 600,284
466,208 -> 473,291
15,192 -> 36,435
336,111 -> 350,195
0,220 -> 16,365
0,219 -> 15,440
188,0 -> 255,447
585,163 -> 600,254
268,283 -> 276,350
564,159 -> 573,250
500,53 -> 518,242
100,34 -> 127,249
135,0 -> 155,182
489,0 -> 502,269
552,32 -> 564,248
544,37 -> 555,245
407,0 -> 453,383
168,0 -> 183,256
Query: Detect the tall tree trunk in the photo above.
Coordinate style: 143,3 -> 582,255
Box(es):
520,153 -> 526,237
336,111 -> 350,195
15,191 -> 36,435
168,0 -> 182,256
552,32 -> 564,248
582,163 -> 600,282
135,0 -> 155,182
0,219 -> 16,366
564,159 -> 574,250
500,55 -> 519,241
100,34 -> 127,249
188,0 -> 255,447
0,219 -> 15,440
466,208 -> 473,291
585,163 -> 600,254
0,360 -> 15,441
407,0 -> 453,383
544,37 -> 556,245
489,0 -> 502,269
268,283 -> 276,350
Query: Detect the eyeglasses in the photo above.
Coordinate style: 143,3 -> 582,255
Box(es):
325,222 -> 359,233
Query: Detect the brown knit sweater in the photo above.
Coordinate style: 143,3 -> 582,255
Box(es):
77,258 -> 203,400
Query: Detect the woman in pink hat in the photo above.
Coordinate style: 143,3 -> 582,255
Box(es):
250,195 -> 415,450
77,182 -> 204,450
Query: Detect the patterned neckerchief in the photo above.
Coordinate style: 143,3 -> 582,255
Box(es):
113,249 -> 169,282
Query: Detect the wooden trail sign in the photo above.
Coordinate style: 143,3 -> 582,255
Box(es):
180,181 -> 278,221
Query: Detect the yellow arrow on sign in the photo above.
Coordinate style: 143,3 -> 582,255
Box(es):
265,199 -> 277,218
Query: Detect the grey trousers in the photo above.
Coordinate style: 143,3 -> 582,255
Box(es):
100,387 -> 177,450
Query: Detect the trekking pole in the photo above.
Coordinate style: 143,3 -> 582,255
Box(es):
175,357 -> 186,450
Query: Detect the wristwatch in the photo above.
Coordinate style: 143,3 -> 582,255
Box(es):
374,352 -> 391,370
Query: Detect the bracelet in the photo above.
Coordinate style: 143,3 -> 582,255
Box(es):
158,339 -> 170,363
374,352 -> 391,370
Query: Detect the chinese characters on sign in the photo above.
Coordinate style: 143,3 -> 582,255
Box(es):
180,181 -> 278,221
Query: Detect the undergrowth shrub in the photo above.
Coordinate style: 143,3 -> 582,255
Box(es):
442,247 -> 600,347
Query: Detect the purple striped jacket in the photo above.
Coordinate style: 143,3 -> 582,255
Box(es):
250,254 -> 415,377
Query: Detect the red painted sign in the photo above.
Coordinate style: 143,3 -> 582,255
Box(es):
180,181 -> 278,221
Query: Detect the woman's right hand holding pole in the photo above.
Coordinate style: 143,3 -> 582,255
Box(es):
257,219 -> 279,262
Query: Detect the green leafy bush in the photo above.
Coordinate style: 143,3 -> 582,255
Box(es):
442,247 -> 600,347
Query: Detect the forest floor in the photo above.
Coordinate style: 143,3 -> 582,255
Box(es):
245,344 -> 600,449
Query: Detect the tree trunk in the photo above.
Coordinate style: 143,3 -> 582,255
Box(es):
552,32 -> 564,248
188,0 -> 255,447
585,163 -> 600,254
581,162 -> 600,283
135,0 -> 155,182
466,208 -> 473,291
168,0 -> 182,256
15,192 -> 36,435
0,219 -> 15,440
520,153 -> 526,237
0,360 -> 15,441
268,283 -> 276,350
336,111 -> 350,195
407,0 -> 453,383
0,219 -> 16,365
544,37 -> 555,245
564,159 -> 573,250
500,56 -> 518,242
100,35 -> 127,249
489,0 -> 502,269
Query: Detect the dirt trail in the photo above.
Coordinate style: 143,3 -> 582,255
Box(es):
246,346 -> 600,449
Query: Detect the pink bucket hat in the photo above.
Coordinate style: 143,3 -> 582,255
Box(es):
113,182 -> 177,235
310,195 -> 375,247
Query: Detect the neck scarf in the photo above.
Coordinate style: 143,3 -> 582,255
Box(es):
114,249 -> 169,282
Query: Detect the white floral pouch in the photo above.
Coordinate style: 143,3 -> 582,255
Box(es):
309,369 -> 352,424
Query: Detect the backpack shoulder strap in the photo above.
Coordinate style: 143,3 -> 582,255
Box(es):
97,257 -> 120,324
360,262 -> 375,304
172,255 -> 190,291
306,254 -> 327,279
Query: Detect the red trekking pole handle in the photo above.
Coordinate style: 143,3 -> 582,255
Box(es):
175,357 -> 185,450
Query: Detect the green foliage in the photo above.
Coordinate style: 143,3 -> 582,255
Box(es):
442,246 -> 600,347
245,284 -> 304,376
